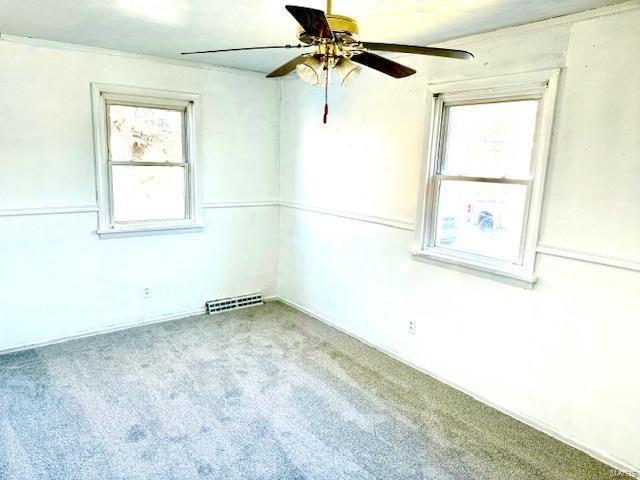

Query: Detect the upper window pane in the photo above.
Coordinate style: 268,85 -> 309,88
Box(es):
108,105 -> 184,163
441,100 -> 539,179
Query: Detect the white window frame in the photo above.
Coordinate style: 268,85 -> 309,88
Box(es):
411,70 -> 560,286
91,83 -> 202,238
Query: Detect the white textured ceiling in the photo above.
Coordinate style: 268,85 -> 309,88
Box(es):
0,0 -> 626,73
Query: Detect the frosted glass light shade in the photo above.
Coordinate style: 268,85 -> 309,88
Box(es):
296,57 -> 329,87
334,58 -> 362,87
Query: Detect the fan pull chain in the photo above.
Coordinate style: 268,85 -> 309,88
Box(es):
323,58 -> 329,124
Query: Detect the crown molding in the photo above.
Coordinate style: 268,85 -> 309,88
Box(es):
433,0 -> 640,48
0,33 -> 267,79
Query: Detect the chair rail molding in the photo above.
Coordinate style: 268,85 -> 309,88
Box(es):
2,202 -> 637,272
280,201 -> 415,231
536,244 -> 640,272
0,205 -> 99,217
202,200 -> 280,208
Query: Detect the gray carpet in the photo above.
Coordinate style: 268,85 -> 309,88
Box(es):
0,302 -> 622,479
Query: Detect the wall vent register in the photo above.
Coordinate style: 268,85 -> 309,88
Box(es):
206,294 -> 264,314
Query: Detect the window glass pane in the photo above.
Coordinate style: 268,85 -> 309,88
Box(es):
442,100 -> 539,179
109,105 -> 184,163
112,165 -> 186,222
434,180 -> 528,264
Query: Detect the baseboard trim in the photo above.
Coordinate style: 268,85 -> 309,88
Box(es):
0,307 -> 206,356
275,295 -> 640,477
0,296 -> 280,357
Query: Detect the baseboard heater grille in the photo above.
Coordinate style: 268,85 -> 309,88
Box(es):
206,294 -> 263,314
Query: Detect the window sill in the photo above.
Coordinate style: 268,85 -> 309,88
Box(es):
409,248 -> 537,288
97,222 -> 204,239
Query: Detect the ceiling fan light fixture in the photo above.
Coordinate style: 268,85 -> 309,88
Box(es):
182,2 -> 474,123
334,58 -> 362,87
296,56 -> 327,86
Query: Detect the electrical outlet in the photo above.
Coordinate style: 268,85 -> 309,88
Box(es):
408,320 -> 416,335
143,287 -> 152,299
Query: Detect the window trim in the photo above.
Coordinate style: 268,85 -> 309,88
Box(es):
411,70 -> 560,286
91,83 -> 202,238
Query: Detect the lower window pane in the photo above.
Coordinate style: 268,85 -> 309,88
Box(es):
434,180 -> 528,263
112,165 -> 186,223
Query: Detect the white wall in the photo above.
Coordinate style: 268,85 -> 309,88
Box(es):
0,39 -> 281,351
277,6 -> 640,473
1,4 -> 639,474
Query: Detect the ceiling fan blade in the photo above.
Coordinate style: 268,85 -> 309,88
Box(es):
182,44 -> 307,55
362,42 -> 473,60
266,55 -> 308,78
285,5 -> 333,39
351,52 -> 416,79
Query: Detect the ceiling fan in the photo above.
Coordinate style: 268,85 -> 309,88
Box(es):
182,0 -> 473,122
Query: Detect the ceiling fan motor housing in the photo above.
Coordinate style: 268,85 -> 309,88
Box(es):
297,14 -> 360,45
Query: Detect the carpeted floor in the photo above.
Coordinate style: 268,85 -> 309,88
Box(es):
0,302 -> 622,479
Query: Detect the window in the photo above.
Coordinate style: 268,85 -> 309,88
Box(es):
413,71 -> 559,285
91,84 -> 201,237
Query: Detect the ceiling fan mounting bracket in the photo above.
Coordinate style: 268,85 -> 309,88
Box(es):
297,13 -> 360,45
327,14 -> 359,38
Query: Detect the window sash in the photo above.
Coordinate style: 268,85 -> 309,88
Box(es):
435,175 -> 531,185
425,95 -> 543,267
92,83 -> 202,237
110,161 -> 189,167
429,176 -> 533,266
108,163 -> 191,225
411,70 -> 560,285
104,100 -> 192,227
105,102 -> 189,165
437,100 -> 540,181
